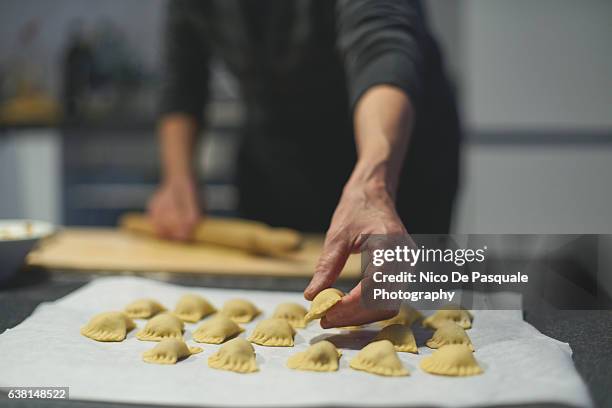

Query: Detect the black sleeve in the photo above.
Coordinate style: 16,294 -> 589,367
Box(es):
336,0 -> 426,112
159,0 -> 209,125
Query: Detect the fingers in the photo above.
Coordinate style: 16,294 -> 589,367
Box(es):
147,188 -> 200,242
168,217 -> 197,241
168,201 -> 199,241
320,283 -> 396,328
304,233 -> 352,300
147,198 -> 169,238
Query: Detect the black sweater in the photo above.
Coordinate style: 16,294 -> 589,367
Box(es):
161,0 -> 460,233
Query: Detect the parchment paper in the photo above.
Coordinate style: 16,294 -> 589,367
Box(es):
0,276 -> 592,407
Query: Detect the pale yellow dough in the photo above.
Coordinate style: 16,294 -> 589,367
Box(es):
142,338 -> 202,365
373,324 -> 418,353
305,288 -> 344,322
422,306 -> 473,330
426,322 -> 474,351
80,311 -> 135,342
272,303 -> 308,328
220,299 -> 261,323
124,298 -> 166,319
173,294 -> 216,323
193,315 -> 244,344
378,304 -> 423,327
420,344 -> 483,376
248,318 -> 295,347
208,338 -> 258,373
349,340 -> 409,377
287,340 -> 341,372
136,312 -> 184,341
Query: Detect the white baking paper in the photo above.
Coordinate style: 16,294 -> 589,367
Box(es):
0,276 -> 592,407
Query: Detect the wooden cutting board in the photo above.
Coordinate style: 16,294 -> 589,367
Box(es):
27,228 -> 362,279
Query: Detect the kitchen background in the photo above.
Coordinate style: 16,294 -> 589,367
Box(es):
1,0 -> 611,234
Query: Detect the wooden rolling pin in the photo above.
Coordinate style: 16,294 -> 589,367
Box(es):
119,213 -> 302,257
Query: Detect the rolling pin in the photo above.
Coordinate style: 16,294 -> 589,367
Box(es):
119,213 -> 302,257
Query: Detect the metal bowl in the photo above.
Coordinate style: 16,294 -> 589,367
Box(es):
0,220 -> 55,284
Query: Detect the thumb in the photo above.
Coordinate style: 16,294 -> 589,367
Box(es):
304,235 -> 351,300
320,283 -> 396,328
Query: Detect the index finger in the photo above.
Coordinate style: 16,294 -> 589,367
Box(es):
304,234 -> 351,300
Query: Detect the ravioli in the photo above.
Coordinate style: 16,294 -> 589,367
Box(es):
124,298 -> 166,319
173,294 -> 216,323
422,306 -> 473,330
248,318 -> 295,347
426,322 -> 474,351
220,299 -> 261,323
373,324 -> 418,353
81,311 -> 135,342
287,341 -> 341,372
208,338 -> 258,373
142,338 -> 202,365
349,340 -> 409,377
272,303 -> 308,328
378,304 -> 423,327
136,312 -> 184,341
305,288 -> 344,322
420,344 -> 483,376
193,315 -> 244,344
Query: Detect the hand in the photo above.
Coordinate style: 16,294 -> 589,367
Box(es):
147,176 -> 201,241
320,282 -> 396,328
304,182 -> 407,327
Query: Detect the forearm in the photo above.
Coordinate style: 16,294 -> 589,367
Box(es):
346,85 -> 415,199
158,113 -> 199,182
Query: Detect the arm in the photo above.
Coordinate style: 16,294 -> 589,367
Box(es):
349,85 -> 414,203
304,85 -> 414,327
304,0 -> 425,327
148,0 -> 209,240
148,114 -> 201,240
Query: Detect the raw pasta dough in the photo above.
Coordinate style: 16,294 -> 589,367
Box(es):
124,298 -> 166,319
119,212 -> 301,257
220,299 -> 260,323
173,294 -> 215,323
378,304 -> 423,327
373,324 -> 418,353
422,306 -> 473,330
193,315 -> 243,344
272,303 -> 308,328
287,340 -> 341,372
136,312 -> 184,341
208,338 -> 258,373
420,344 -> 483,376
80,311 -> 135,342
305,288 -> 343,322
248,318 -> 295,347
349,340 -> 409,377
142,338 -> 202,365
426,322 -> 475,351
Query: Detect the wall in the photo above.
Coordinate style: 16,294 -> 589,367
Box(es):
0,129 -> 62,224
449,0 -> 612,233
462,0 -> 612,130
455,144 -> 612,233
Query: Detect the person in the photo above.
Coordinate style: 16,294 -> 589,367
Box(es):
148,0 -> 461,328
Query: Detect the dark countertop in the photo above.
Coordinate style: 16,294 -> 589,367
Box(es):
0,270 -> 610,408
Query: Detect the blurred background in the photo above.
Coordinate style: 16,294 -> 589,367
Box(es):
0,0 -> 611,233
